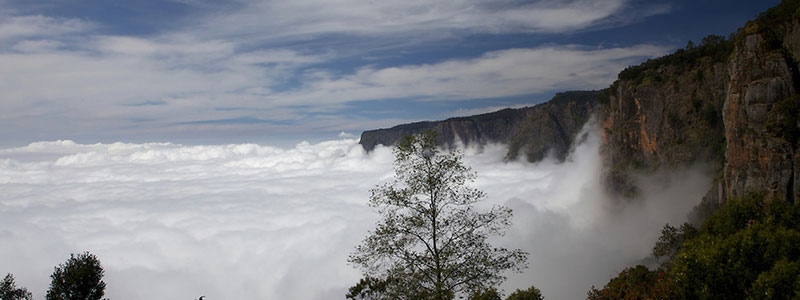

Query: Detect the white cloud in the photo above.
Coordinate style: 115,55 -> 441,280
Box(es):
0,30 -> 667,141
276,45 -> 668,105
337,131 -> 356,138
0,0 -> 676,142
0,123 -> 710,299
0,15 -> 91,41
193,0 -> 637,41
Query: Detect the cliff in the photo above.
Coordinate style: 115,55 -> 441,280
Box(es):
360,1 -> 800,204
602,0 -> 800,203
360,90 -> 599,161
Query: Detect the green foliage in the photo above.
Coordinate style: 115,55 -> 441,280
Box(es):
766,94 -> 800,146
468,288 -> 502,300
0,274 -> 32,300
750,259 -> 800,299
586,265 -> 675,300
349,131 -> 528,300
670,193 -> 800,299
505,286 -> 544,300
617,34 -> 734,86
699,101 -> 719,128
46,252 -> 107,300
652,223 -> 698,268
738,0 -> 800,50
591,193 -> 800,299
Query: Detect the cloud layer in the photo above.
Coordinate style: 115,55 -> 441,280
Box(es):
0,125 -> 710,299
194,0 -> 639,40
0,0 -> 671,143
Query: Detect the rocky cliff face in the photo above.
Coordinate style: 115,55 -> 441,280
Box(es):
360,91 -> 599,161
601,43 -> 729,198
603,1 -> 800,203
723,26 -> 800,203
360,1 -> 800,205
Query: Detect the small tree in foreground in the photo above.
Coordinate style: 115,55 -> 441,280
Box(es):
46,252 -> 106,300
1,274 -> 32,300
348,131 -> 528,300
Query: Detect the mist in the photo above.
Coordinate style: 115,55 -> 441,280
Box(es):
0,124 -> 710,299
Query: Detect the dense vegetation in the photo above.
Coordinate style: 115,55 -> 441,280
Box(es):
737,0 -> 800,50
1,274 -> 32,300
589,193 -> 800,299
615,34 -> 734,87
2,252 -> 106,300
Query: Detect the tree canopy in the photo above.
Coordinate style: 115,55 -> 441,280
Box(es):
46,252 -> 107,300
0,274 -> 32,300
348,131 -> 527,300
589,192 -> 800,299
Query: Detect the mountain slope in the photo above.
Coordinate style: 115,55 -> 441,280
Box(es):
360,0 -> 800,204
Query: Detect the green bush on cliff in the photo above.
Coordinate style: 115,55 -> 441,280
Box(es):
766,94 -> 800,146
588,193 -> 800,299
586,265 -> 675,300
616,34 -> 734,86
738,0 -> 800,50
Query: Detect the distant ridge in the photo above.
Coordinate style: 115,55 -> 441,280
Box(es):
360,90 -> 599,162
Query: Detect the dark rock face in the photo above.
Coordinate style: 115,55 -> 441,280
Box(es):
359,91 -> 599,162
602,55 -> 728,198
602,2 -> 800,203
359,108 -> 524,152
723,32 -> 799,203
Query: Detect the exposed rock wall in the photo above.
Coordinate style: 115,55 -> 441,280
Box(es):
602,59 -> 728,197
602,4 -> 800,203
723,30 -> 799,203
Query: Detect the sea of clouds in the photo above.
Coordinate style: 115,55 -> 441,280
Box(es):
0,125 -> 710,300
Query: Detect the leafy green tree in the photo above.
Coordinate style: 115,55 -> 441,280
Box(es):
348,131 -> 528,300
346,276 -> 394,300
652,223 -> 697,268
586,265 -> 674,300
0,274 -> 32,300
592,192 -> 800,299
505,286 -> 544,300
750,259 -> 800,299
46,252 -> 107,300
670,193 -> 800,299
468,288 -> 501,300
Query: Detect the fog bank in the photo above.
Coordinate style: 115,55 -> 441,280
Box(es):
0,126 -> 710,299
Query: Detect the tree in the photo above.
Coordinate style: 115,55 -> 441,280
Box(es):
505,286 -> 544,300
46,252 -> 106,300
468,287 -> 501,300
348,131 -> 528,300
652,223 -> 697,268
586,265 -> 675,300
0,274 -> 32,300
669,193 -> 800,299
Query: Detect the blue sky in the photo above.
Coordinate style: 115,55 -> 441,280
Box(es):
0,0 -> 779,146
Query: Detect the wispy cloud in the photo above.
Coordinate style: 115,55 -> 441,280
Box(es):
276,45 -> 668,105
0,36 -> 667,142
189,0 -> 654,42
0,0 -> 673,143
0,15 -> 92,41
